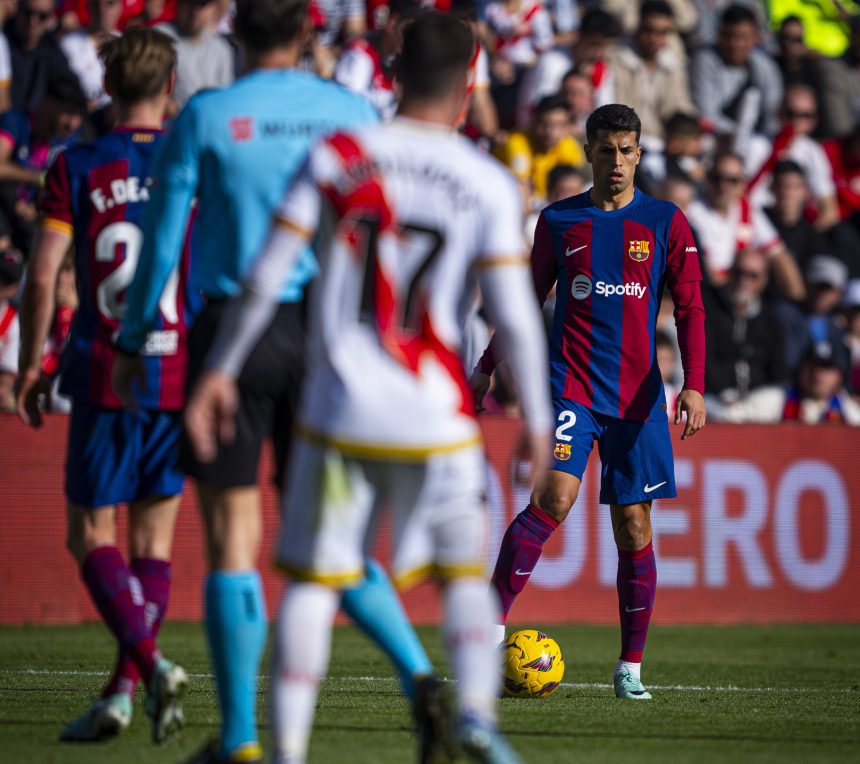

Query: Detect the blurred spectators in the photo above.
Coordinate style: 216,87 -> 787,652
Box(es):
779,254 -> 850,374
609,0 -> 694,151
312,0 -> 367,78
0,1 -> 12,114
772,14 -> 820,90
768,0 -> 856,57
0,75 -> 86,254
0,246 -> 22,411
840,278 -> 860,392
815,15 -> 860,140
157,0 -> 235,114
6,0 -> 80,112
782,341 -> 860,423
452,0 -> 499,143
516,7 -> 621,129
638,112 -> 708,196
822,123 -> 860,227
525,162 -> 586,245
496,94 -> 584,209
557,68 -> 593,142
747,83 -> 839,230
690,4 -> 782,149
334,0 -> 420,120
686,152 -> 805,299
704,248 -> 787,421
656,328 -> 680,418
60,0 -> 124,134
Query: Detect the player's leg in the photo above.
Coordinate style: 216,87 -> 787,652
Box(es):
393,448 -> 521,763
61,405 -> 177,742
491,400 -> 596,633
268,328 -> 434,704
179,300 -> 272,763
600,417 -> 675,700
271,441 -> 373,764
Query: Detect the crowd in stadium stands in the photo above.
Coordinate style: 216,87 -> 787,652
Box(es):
0,0 -> 859,424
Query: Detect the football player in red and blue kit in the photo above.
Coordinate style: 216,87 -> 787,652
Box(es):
15,29 -> 193,743
472,104 -> 707,700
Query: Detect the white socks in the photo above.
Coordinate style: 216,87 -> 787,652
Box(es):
615,660 -> 642,680
444,577 -> 501,726
272,583 -> 339,763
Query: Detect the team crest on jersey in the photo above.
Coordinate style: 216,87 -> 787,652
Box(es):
229,116 -> 255,142
553,442 -> 571,461
628,240 -> 650,262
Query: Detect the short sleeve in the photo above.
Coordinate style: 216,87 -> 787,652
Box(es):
39,151 -> 74,236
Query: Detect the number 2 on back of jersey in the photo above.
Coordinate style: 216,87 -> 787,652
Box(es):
94,221 -> 179,323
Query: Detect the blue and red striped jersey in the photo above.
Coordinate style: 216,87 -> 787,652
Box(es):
480,188 -> 705,421
40,127 -> 199,410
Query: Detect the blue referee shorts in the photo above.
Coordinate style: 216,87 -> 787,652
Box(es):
66,403 -> 184,508
550,398 -> 676,505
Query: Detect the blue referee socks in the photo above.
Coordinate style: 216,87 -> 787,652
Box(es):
205,570 -> 268,758
340,559 -> 432,699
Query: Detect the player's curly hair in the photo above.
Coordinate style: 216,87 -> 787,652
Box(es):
585,104 -> 641,144
234,0 -> 310,54
100,28 -> 176,105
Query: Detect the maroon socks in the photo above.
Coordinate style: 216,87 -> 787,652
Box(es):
616,542 -> 657,663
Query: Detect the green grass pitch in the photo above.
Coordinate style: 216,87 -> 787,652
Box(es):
0,622 -> 858,762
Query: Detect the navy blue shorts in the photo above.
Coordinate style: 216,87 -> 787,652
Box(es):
550,398 -> 676,505
66,404 -> 184,508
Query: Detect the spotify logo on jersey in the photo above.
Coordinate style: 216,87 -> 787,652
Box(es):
571,274 -> 593,300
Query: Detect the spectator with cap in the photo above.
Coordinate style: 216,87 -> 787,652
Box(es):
779,253 -> 850,374
0,246 -> 22,411
690,5 -> 783,143
158,0 -> 234,114
0,75 -> 86,254
704,248 -> 788,422
5,0 -> 82,113
609,0 -> 694,152
686,151 -> 805,298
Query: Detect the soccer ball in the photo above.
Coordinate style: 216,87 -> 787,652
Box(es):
501,629 -> 565,698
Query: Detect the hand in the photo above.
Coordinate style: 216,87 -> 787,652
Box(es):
111,352 -> 146,411
14,367 -> 50,428
469,370 -> 491,412
184,370 -> 239,464
512,427 -> 550,487
675,389 -> 706,440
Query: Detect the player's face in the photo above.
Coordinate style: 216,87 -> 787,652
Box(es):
585,130 -> 641,196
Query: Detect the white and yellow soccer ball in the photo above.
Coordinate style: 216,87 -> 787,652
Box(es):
501,629 -> 565,699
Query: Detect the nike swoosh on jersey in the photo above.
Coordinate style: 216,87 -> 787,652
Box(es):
565,244 -> 587,257
643,481 -> 667,493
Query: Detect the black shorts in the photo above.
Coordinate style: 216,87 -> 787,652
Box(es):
179,299 -> 305,489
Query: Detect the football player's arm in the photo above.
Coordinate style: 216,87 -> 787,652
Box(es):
15,155 -> 73,427
474,210 -> 557,378
185,161 -> 321,463
116,102 -> 201,354
666,209 -> 706,439
474,181 -> 552,484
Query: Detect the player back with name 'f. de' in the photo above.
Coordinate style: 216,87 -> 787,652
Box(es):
40,35 -> 199,410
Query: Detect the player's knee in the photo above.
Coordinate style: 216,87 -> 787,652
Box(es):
614,509 -> 651,551
534,490 -> 575,523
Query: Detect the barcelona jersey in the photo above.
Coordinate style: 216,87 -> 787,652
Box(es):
40,127 -> 198,410
477,189 -> 705,422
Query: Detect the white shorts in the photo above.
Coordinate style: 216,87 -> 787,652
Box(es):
277,437 -> 488,589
